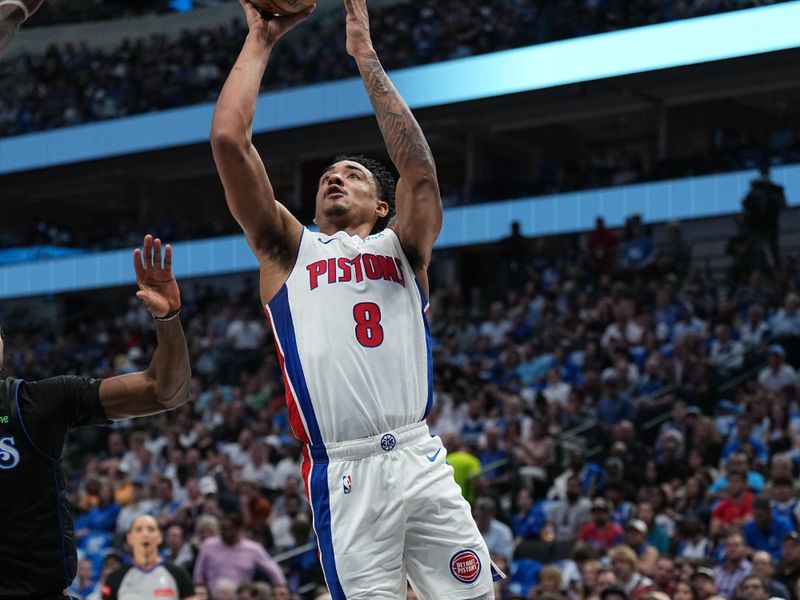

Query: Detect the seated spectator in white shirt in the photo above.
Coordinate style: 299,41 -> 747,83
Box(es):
770,292 -> 800,338
758,345 -> 797,392
709,324 -> 745,377
739,304 -> 771,352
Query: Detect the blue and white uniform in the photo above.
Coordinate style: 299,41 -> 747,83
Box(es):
265,227 -> 496,600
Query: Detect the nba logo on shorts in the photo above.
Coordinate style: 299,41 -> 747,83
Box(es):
380,433 -> 396,451
342,473 -> 352,494
450,549 -> 481,584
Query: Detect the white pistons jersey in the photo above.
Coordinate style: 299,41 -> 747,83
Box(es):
265,227 -> 432,445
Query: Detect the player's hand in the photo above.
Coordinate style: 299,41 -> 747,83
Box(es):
240,0 -> 315,47
133,234 -> 181,319
344,0 -> 374,57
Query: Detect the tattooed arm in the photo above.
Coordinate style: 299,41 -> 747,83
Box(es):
344,0 -> 442,289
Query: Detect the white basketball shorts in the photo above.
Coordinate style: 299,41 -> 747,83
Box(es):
300,422 -> 498,599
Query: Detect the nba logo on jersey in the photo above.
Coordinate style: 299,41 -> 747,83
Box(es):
342,473 -> 352,494
380,434 -> 396,451
450,549 -> 482,584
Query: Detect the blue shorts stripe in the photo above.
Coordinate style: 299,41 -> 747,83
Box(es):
415,281 -> 434,419
310,453 -> 346,600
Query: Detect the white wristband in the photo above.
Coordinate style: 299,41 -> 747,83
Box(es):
0,0 -> 29,22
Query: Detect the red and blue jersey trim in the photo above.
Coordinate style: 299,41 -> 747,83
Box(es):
265,284 -> 323,447
415,281 -> 434,419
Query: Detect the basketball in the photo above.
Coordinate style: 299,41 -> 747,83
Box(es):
249,0 -> 315,16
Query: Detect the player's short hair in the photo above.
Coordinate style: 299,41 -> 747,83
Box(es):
332,154 -> 396,234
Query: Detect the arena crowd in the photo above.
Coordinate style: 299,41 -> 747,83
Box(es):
4,211 -> 800,600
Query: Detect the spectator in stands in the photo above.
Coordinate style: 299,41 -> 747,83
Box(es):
708,324 -> 745,380
478,424 -> 513,493
741,166 -> 787,276
672,580 -> 695,600
675,517 -> 714,562
474,495 -> 513,565
193,513 -> 285,591
512,487 -> 548,547
547,475 -> 592,544
442,432 -> 483,503
750,550 -> 792,600
713,532 -> 752,599
710,472 -> 754,536
596,374 -> 636,428
609,545 -> 653,598
622,218 -> 655,271
162,524 -> 195,572
776,532 -> 800,600
580,498 -> 625,555
739,575 -> 770,600
723,415 -> 769,464
758,345 -> 797,392
623,520 -> 659,577
650,556 -> 676,597
743,497 -> 795,562
771,477 -> 800,527
691,567 -> 718,600
587,217 -> 619,273
68,558 -> 96,599
739,304 -> 771,353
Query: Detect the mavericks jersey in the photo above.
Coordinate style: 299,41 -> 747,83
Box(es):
266,227 -> 432,445
0,376 -> 108,598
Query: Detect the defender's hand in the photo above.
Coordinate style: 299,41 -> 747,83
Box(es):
344,0 -> 374,57
133,235 -> 181,319
240,0 -> 315,47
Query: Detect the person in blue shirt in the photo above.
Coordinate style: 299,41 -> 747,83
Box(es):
744,497 -> 796,562
478,425 -> 513,492
512,488 -> 548,544
622,220 -> 655,270
723,415 -> 769,464
708,453 -> 765,497
596,375 -> 636,427
68,558 -> 97,598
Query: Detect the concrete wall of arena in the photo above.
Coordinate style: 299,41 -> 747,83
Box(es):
2,163 -> 800,300
9,0 -> 405,55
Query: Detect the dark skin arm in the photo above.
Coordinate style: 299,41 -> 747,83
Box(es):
98,235 -> 191,420
344,0 -> 442,295
0,0 -> 44,58
210,0 -> 314,303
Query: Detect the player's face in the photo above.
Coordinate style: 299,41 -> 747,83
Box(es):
128,516 -> 163,555
315,161 -> 388,232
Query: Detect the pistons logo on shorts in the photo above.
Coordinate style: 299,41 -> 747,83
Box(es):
380,433 -> 396,451
450,549 -> 482,584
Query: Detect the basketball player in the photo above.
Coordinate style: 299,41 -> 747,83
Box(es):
211,1 -> 499,598
0,0 -> 42,57
102,515 -> 196,600
0,235 -> 192,600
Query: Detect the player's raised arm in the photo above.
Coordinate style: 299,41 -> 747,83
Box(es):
98,235 -> 191,420
210,0 -> 313,260
344,0 -> 442,279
